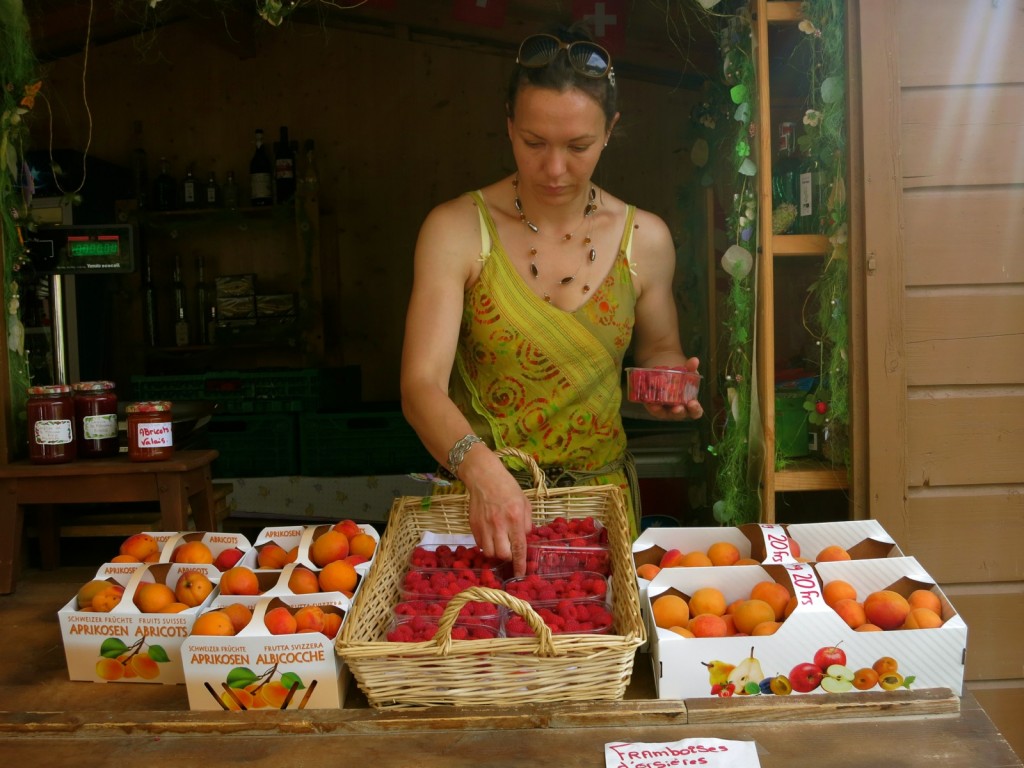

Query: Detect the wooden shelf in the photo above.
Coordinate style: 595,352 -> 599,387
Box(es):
773,234 -> 829,257
766,1 -> 802,23
775,458 -> 849,492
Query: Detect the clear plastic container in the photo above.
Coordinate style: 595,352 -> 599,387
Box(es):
386,615 -> 499,643
504,571 -> 609,604
626,367 -> 702,405
525,544 -> 611,576
503,600 -> 614,637
392,599 -> 500,630
400,566 -> 506,599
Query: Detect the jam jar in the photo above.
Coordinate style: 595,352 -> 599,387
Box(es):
72,381 -> 119,458
26,384 -> 77,464
125,401 -> 174,462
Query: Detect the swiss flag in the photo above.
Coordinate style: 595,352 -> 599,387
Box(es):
452,0 -> 508,29
571,0 -> 628,55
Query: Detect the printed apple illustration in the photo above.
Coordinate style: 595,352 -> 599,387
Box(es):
820,664 -> 855,693
813,643 -> 846,671
789,661 -> 824,693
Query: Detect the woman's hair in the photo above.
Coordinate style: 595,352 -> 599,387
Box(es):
506,24 -> 618,127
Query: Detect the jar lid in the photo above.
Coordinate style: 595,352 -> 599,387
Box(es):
72,380 -> 116,392
125,400 -> 172,413
27,384 -> 72,396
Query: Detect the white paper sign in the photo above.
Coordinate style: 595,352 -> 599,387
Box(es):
605,738 -> 760,768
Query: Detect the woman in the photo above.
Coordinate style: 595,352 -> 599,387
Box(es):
401,28 -> 702,577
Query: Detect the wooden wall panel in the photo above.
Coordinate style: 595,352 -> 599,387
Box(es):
906,393 -> 1024,487
897,0 -> 1024,87
905,292 -> 1024,386
947,589 -> 1024,681
900,86 -> 1024,189
906,488 -> 1024,583
903,188 -> 1024,287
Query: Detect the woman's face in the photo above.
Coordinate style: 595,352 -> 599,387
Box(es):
508,85 -> 618,206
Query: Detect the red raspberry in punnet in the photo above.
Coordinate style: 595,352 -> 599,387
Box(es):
401,567 -> 504,598
505,571 -> 608,604
409,544 -> 507,571
526,544 -> 611,576
504,600 -> 614,636
525,516 -> 602,546
393,599 -> 500,628
386,614 -> 498,642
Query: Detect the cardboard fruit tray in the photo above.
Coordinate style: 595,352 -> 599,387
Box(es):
336,448 -> 644,708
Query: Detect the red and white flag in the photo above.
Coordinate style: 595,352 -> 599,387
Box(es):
452,0 -> 508,29
571,0 -> 629,55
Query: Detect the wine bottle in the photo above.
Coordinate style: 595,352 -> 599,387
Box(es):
143,250 -> 158,346
250,129 -> 273,206
195,254 -> 209,345
153,156 -> 177,211
203,171 -> 222,208
223,170 -> 240,209
181,165 -> 200,209
131,120 -> 148,209
300,138 -> 318,196
173,253 -> 189,346
797,147 -> 827,234
274,126 -> 296,204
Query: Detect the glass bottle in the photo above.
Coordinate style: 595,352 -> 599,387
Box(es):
143,250 -> 158,346
153,156 -> 177,211
249,129 -> 273,206
26,384 -> 77,464
300,138 -> 318,196
195,254 -> 209,345
223,170 -> 240,209
131,120 -> 148,210
797,148 -> 826,234
203,171 -> 222,208
126,401 -> 174,462
173,253 -> 189,346
771,122 -> 798,233
274,126 -> 296,204
181,165 -> 200,209
72,380 -> 119,458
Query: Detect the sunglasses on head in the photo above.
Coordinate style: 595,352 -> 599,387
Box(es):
516,33 -> 616,86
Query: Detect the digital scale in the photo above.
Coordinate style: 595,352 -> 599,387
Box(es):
28,223 -> 135,274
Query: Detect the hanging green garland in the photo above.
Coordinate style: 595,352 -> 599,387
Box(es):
797,0 -> 850,468
1,0 -> 37,444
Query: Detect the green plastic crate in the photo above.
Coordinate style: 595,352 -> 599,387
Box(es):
132,369 -> 325,414
206,413 -> 299,478
299,411 -> 434,477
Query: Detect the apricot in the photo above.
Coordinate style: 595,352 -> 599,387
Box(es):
265,606 -> 298,635
706,541 -> 741,567
172,540 -> 214,565
158,601 -> 190,613
344,554 -> 369,567
118,654 -> 138,678
659,548 -> 685,568
349,533 -> 377,559
333,519 -> 363,539
720,613 -> 737,636
853,667 -> 879,691
688,587 -> 726,617
220,565 -> 260,596
732,599 -> 776,635
901,606 -> 943,630
833,598 -> 867,629
110,554 -> 141,563
784,595 -> 799,618
815,544 -> 852,562
863,590 -> 910,631
120,533 -> 160,561
191,610 -> 235,636
287,565 -> 321,594
855,623 -> 883,632
257,542 -> 292,569
131,654 -> 160,679
688,613 -> 729,638
175,570 -> 214,607
294,605 -> 326,633
635,563 -> 661,580
309,530 -> 349,567
679,551 -> 713,568
822,579 -> 858,608
318,560 -> 358,595
258,680 -> 291,708
221,602 -> 254,633
92,585 -> 125,612
133,582 -> 177,613
669,626 -> 695,638
651,594 -> 690,630
96,657 -> 125,681
77,579 -> 114,609
220,687 -> 254,711
735,558 -> 761,566
751,620 -> 782,636
322,612 -> 343,640
908,588 -> 942,615
749,580 -> 790,621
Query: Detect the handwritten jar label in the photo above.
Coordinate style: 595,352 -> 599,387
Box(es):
34,419 -> 74,445
82,413 -> 118,440
134,421 -> 173,448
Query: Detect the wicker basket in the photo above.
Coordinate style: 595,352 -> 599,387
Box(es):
336,447 -> 645,708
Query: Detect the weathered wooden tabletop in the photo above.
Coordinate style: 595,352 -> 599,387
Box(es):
2,566 -> 1021,767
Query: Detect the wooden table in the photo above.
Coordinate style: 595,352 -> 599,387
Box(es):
1,567 -> 1021,767
0,449 -> 219,594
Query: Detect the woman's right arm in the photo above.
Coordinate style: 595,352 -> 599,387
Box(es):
400,197 -> 533,575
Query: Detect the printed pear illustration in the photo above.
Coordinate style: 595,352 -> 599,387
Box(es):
727,647 -> 764,693
702,659 -> 736,686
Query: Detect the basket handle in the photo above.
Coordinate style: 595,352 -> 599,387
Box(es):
494,446 -> 548,494
432,585 -> 558,658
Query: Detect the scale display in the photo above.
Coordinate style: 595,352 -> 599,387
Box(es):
29,224 -> 135,274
